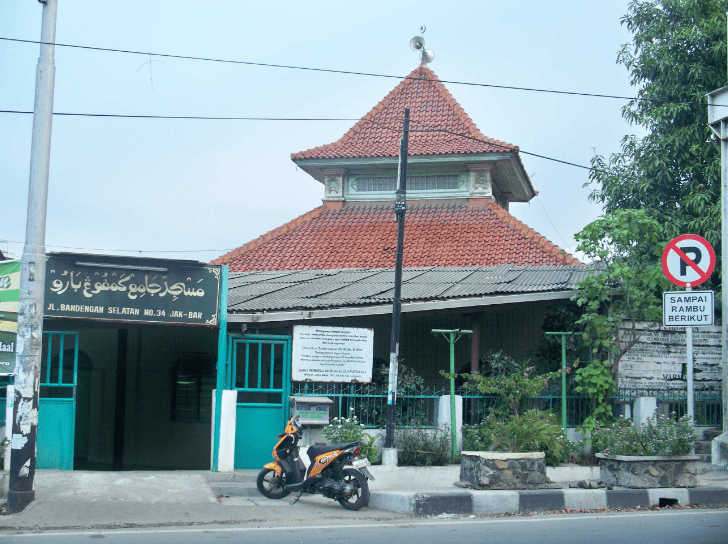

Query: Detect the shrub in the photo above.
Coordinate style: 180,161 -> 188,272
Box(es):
395,426 -> 451,466
591,412 -> 696,456
565,439 -> 586,463
456,361 -> 563,418
574,360 -> 617,435
456,360 -> 567,465
322,409 -> 380,463
462,410 -> 566,467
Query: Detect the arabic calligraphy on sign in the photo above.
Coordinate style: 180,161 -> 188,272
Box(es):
49,270 -> 205,301
44,257 -> 222,326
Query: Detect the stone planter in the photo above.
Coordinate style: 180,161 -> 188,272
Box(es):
460,451 -> 549,489
596,453 -> 700,488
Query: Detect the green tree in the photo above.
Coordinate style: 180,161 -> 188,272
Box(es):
573,209 -> 671,370
588,0 -> 726,292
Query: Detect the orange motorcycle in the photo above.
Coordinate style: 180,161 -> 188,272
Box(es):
256,414 -> 373,510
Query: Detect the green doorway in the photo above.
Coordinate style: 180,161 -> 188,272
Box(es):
229,334 -> 291,469
37,331 -> 78,470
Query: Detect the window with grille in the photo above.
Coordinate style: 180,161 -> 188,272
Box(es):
354,174 -> 461,192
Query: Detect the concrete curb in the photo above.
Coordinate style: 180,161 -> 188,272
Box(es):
368,487 -> 728,516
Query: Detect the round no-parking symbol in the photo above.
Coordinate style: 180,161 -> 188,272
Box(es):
661,234 -> 715,287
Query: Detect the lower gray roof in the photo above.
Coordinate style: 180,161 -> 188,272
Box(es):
227,265 -> 595,316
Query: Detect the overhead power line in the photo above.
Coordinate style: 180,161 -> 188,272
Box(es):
0,110 -> 357,122
366,118 -> 596,171
410,126 -> 591,171
0,36 -> 719,108
1,108 -> 596,171
1,239 -> 234,254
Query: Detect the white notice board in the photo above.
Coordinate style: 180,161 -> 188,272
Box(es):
292,325 -> 374,383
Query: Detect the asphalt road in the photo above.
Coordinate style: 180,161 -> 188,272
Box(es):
1,509 -> 727,544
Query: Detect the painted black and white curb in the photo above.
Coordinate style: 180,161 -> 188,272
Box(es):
368,487 -> 728,516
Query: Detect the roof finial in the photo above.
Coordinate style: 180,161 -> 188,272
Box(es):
409,28 -> 435,66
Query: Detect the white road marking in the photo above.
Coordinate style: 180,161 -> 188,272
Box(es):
3,509 -> 727,539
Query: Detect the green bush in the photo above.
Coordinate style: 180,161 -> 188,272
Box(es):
591,412 -> 695,456
574,360 -> 617,435
395,427 -> 451,466
565,439 -> 586,463
462,410 -> 566,467
456,359 -> 567,466
323,409 -> 380,463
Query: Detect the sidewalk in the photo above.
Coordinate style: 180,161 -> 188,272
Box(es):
0,463 -> 726,531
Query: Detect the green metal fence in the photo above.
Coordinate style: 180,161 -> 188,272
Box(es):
463,389 -> 722,428
460,393 -> 593,427
292,382 -> 723,429
615,388 -> 723,427
291,382 -> 445,428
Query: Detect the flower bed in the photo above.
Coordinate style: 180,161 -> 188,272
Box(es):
459,451 -> 554,489
591,413 -> 696,457
596,453 -> 699,488
591,412 -> 698,488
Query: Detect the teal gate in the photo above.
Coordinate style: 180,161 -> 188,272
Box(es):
38,331 -> 78,470
228,334 -> 291,469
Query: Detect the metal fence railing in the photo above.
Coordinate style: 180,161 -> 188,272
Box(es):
292,382 -> 723,429
460,394 -> 595,427
291,382 -> 446,428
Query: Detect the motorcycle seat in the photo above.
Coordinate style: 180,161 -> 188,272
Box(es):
306,442 -> 359,459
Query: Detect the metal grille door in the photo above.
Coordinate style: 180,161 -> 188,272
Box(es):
37,331 -> 79,470
228,334 -> 290,469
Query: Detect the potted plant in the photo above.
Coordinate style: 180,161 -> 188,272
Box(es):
592,412 -> 698,488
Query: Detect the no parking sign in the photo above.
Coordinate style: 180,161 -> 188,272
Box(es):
660,234 -> 715,423
661,234 -> 715,288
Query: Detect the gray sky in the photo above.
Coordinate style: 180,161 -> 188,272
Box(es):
1,0 -> 642,263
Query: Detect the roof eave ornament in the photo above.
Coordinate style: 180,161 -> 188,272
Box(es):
409,27 -> 435,66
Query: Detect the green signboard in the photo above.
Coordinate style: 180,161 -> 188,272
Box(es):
0,260 -> 20,375
44,256 -> 221,326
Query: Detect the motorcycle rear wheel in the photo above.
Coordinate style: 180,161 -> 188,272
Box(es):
337,468 -> 369,510
256,468 -> 291,499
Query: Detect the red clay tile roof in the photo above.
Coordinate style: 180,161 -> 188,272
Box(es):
291,66 -> 517,160
213,201 -> 580,271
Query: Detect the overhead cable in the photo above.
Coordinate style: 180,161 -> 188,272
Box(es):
0,36 -> 718,108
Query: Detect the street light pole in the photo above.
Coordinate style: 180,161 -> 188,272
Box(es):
8,0 -> 58,513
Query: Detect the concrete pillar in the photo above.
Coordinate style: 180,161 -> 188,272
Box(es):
466,163 -> 493,200
438,395 -> 463,450
633,397 -> 657,429
711,430 -> 728,467
381,448 -> 398,466
211,390 -> 237,472
322,168 -> 346,202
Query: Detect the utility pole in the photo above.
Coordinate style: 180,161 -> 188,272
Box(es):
8,0 -> 58,513
385,108 -> 410,451
707,80 -> 728,433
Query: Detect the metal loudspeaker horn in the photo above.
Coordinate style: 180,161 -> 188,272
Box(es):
421,49 -> 435,64
409,36 -> 425,52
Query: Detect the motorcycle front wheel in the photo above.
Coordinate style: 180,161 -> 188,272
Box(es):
256,468 -> 291,499
337,467 -> 369,510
